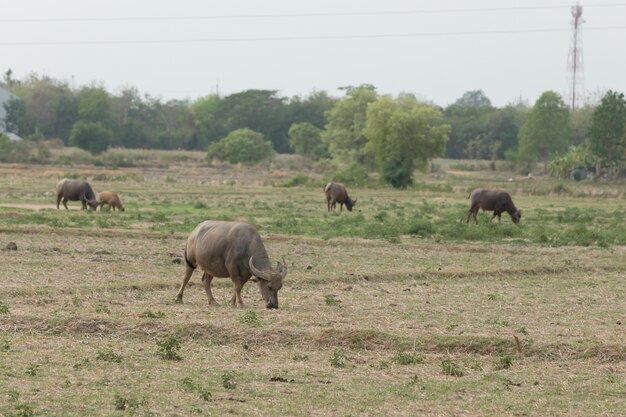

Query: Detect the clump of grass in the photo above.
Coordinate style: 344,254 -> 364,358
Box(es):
113,392 -> 140,411
179,377 -> 212,401
221,372 -> 237,390
496,354 -> 514,370
0,339 -> 10,352
325,294 -> 340,306
156,336 -> 182,361
293,354 -> 309,362
25,364 -> 39,376
394,352 -> 424,365
96,350 -> 123,363
95,305 -> 110,314
0,302 -> 9,314
142,310 -> 166,318
330,349 -> 347,368
441,358 -> 464,377
239,310 -> 261,327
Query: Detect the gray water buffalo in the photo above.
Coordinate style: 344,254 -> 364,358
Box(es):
324,182 -> 357,212
176,221 -> 287,309
467,188 -> 521,224
56,179 -> 99,210
98,191 -> 125,212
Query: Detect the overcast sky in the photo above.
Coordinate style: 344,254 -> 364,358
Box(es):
1,0 -> 624,107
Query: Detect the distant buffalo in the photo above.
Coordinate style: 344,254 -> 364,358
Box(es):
324,182 -> 357,212
99,191 -> 125,212
56,179 -> 99,210
176,221 -> 288,309
467,188 -> 521,224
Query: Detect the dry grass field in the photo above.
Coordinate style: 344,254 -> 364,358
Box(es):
0,154 -> 625,416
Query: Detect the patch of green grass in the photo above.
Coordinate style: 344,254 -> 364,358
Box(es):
239,310 -> 261,327
394,352 -> 424,365
324,294 -> 340,306
95,349 -> 123,363
142,309 -> 166,318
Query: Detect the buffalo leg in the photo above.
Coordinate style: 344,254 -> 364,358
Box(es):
201,272 -> 219,306
62,198 -> 69,210
175,265 -> 195,303
230,279 -> 244,307
340,203 -> 343,212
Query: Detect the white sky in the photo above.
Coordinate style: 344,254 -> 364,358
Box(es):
1,0 -> 624,107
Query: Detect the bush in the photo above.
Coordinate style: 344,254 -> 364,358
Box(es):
208,128 -> 274,165
330,162 -> 370,186
69,120 -> 112,155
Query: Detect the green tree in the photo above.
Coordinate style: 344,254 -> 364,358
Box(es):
443,90 -> 495,159
517,91 -> 571,173
587,90 -> 626,179
322,84 -> 378,166
365,95 -> 450,188
288,122 -> 328,160
3,97 -> 33,136
77,86 -> 110,125
208,128 -> 274,165
69,120 -> 112,154
191,94 -> 222,149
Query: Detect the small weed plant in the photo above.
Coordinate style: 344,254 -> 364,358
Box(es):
331,349 -> 347,368
221,372 -> 237,390
156,336 -> 182,361
441,358 -> 464,377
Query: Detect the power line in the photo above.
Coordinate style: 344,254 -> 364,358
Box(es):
1,25 -> 625,46
1,3 -> 626,23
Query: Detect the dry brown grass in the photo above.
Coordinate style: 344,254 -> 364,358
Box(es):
0,161 -> 625,416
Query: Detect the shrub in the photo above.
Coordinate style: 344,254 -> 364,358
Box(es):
69,120 -> 112,155
208,128 -> 274,165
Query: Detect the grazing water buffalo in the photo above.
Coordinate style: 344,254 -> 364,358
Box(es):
176,221 -> 287,309
467,188 -> 521,224
98,191 -> 125,212
324,182 -> 357,212
56,179 -> 99,210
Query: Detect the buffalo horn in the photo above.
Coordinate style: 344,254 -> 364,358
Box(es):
249,256 -> 271,281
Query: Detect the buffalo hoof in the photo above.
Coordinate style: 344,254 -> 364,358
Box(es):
175,297 -> 183,304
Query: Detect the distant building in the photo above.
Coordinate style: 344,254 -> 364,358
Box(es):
0,86 -> 17,133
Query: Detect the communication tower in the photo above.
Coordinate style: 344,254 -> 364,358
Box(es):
567,3 -> 584,110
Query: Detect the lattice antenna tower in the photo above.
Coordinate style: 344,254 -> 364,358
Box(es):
567,3 -> 585,110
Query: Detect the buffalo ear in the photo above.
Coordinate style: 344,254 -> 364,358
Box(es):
250,277 -> 260,283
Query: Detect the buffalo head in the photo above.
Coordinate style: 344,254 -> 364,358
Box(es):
249,256 -> 287,309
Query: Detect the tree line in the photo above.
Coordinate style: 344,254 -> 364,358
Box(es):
1,71 -> 625,185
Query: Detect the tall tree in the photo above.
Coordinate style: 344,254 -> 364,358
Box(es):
365,94 -> 450,188
517,91 -> 571,173
77,86 -> 110,125
443,90 -> 494,159
587,90 -> 626,179
322,84 -> 378,166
